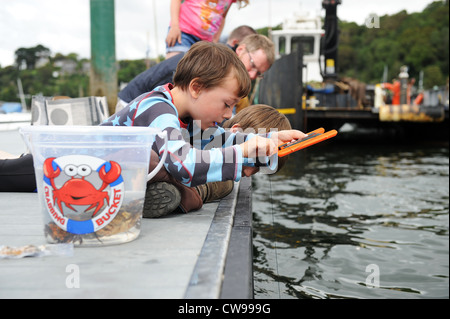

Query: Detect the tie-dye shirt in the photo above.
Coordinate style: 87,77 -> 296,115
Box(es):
177,0 -> 236,42
101,84 -> 259,187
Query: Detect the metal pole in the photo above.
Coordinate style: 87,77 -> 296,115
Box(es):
153,0 -> 160,63
399,65 -> 409,105
268,0 -> 272,38
90,0 -> 117,115
17,78 -> 27,111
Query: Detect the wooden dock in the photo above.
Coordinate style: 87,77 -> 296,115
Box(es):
0,129 -> 254,299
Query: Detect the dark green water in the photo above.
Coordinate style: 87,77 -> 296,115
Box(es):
252,140 -> 449,299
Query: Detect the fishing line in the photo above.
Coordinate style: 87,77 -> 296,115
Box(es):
268,174 -> 281,298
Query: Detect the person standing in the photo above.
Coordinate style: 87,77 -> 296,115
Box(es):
166,0 -> 250,58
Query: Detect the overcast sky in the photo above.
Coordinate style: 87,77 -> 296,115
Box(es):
0,0 -> 437,67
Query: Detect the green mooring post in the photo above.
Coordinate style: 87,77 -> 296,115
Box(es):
90,0 -> 117,115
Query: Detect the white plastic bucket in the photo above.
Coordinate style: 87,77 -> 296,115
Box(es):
20,125 -> 168,246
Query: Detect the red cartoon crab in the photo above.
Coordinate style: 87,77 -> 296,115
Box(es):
43,157 -> 121,217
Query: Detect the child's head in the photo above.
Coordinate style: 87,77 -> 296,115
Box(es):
173,41 -> 251,99
227,25 -> 256,48
223,104 -> 291,132
222,104 -> 292,172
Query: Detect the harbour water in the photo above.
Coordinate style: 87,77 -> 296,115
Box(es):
252,138 -> 449,299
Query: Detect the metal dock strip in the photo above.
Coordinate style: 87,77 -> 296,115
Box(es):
184,180 -> 240,299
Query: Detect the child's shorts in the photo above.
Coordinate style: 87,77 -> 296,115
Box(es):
166,29 -> 201,54
0,154 -> 36,192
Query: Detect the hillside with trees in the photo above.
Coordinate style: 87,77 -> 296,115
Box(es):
337,0 -> 448,88
0,0 -> 448,105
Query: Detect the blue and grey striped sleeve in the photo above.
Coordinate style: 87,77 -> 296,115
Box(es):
148,111 -> 245,186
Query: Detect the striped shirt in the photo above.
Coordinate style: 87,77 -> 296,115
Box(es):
101,84 -> 259,187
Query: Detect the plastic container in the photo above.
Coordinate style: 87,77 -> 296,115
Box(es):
20,125 -> 167,246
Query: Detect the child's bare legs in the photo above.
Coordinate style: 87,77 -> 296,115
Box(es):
0,150 -> 19,159
165,51 -> 183,59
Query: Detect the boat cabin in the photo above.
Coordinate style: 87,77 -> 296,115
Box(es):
271,13 -> 324,82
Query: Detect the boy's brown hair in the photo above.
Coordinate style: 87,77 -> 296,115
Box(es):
173,41 -> 251,98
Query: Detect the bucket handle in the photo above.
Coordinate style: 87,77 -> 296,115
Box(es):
19,127 -> 32,152
147,130 -> 168,182
19,127 -> 44,161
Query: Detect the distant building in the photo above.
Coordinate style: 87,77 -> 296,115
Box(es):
53,59 -> 90,76
35,57 -> 50,68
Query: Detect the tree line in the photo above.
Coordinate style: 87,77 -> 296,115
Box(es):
0,0 -> 447,106
337,0 -> 448,87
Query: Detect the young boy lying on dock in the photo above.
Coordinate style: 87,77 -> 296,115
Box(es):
0,42 -> 306,218
101,41 -> 305,217
142,103 -> 294,217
